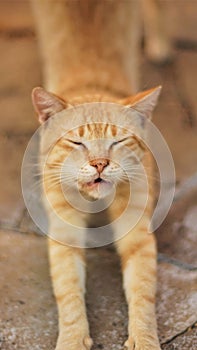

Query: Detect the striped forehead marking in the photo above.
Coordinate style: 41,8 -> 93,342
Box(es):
78,123 -> 118,138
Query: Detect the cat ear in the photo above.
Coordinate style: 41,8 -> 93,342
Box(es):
32,87 -> 68,124
120,86 -> 162,119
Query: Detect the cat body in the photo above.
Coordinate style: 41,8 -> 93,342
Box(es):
31,1 -> 170,349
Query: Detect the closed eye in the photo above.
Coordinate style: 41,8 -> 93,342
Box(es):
66,139 -> 86,148
111,137 -> 130,147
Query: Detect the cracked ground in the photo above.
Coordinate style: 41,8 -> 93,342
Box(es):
0,1 -> 197,349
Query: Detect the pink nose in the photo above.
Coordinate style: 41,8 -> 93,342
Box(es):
89,158 -> 109,173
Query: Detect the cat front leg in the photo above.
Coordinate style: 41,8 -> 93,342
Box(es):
115,220 -> 161,350
48,239 -> 92,350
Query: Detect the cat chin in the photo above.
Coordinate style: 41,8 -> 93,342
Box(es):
80,180 -> 114,200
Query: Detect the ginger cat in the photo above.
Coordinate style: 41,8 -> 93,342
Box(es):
31,1 -> 170,349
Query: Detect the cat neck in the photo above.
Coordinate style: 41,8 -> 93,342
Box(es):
53,86 -> 127,105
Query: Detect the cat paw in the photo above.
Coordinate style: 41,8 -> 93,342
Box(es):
83,336 -> 93,349
55,335 -> 93,350
124,337 -> 161,350
124,337 -> 135,350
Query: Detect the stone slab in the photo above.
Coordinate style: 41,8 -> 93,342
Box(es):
0,231 -> 57,350
157,189 -> 197,266
0,231 -> 196,350
157,262 -> 197,344
162,326 -> 197,350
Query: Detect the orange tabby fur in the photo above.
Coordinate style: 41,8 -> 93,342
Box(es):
31,1 -> 168,349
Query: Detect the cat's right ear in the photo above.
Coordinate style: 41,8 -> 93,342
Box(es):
32,87 -> 68,124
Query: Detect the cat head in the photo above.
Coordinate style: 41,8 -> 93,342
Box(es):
32,86 -> 161,199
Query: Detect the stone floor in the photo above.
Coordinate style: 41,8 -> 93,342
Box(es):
0,1 -> 197,349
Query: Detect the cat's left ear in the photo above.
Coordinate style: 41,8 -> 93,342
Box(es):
32,87 -> 69,124
119,86 -> 162,119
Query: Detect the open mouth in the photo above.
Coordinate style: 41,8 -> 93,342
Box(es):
86,177 -> 108,187
94,177 -> 103,183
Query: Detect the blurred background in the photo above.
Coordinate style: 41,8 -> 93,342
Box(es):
0,1 -> 196,349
